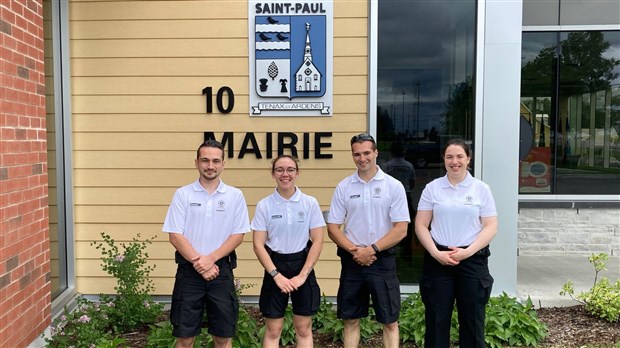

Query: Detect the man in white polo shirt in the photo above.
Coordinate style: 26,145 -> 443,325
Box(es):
327,133 -> 410,348
163,140 -> 250,348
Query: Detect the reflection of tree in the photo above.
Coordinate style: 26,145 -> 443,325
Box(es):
521,32 -> 620,167
441,77 -> 473,137
522,32 -> 619,96
377,105 -> 396,140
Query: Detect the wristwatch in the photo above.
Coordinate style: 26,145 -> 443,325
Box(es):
371,244 -> 380,254
269,268 -> 279,278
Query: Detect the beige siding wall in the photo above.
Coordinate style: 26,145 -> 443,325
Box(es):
69,0 -> 369,296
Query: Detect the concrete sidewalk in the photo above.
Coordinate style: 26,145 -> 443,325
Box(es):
517,254 -> 620,308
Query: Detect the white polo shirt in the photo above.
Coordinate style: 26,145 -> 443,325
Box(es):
251,187 -> 326,254
327,167 -> 410,247
417,172 -> 497,247
162,179 -> 250,256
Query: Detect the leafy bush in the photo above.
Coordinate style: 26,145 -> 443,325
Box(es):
145,321 -> 176,348
399,292 -> 426,346
315,295 -> 346,343
314,295 -> 344,342
399,292 -> 458,346
45,297 -> 118,348
485,293 -> 548,347
92,232 -> 164,332
561,253 -> 620,322
233,306 -> 261,348
46,233 -> 163,347
359,307 -> 383,342
399,292 -> 546,347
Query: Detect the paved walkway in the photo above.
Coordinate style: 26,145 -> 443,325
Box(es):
517,254 -> 620,308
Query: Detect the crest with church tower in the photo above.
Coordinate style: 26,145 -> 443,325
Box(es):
249,1 -> 333,116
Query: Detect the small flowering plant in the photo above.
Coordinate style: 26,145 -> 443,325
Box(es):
45,297 -> 119,348
45,232 -> 163,347
92,232 -> 163,332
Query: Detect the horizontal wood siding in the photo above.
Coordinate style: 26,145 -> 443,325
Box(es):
70,0 -> 368,296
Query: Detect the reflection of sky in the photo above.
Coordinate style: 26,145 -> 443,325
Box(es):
377,0 -> 476,134
521,32 -> 557,67
601,32 -> 620,84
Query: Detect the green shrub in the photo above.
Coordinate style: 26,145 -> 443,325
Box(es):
233,306 -> 261,348
94,337 -> 128,348
46,233 -> 163,347
44,297 -> 118,348
399,292 -> 426,346
359,307 -> 383,342
399,292 -> 546,347
398,292 -> 459,346
145,321 -> 176,348
485,293 -> 548,347
561,253 -> 620,322
91,232 -> 164,332
314,295 -> 344,342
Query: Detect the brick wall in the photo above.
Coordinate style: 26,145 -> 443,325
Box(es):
518,208 -> 620,256
0,1 -> 51,347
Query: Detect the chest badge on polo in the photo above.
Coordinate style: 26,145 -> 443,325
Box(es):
465,195 -> 474,206
373,187 -> 382,198
217,200 -> 226,211
297,211 -> 305,222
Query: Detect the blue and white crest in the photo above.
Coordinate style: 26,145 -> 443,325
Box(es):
249,1 -> 333,116
255,16 -> 325,99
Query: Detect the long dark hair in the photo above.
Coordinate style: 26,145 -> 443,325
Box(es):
441,138 -> 471,158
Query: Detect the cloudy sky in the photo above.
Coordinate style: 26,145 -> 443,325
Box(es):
376,0 -> 476,135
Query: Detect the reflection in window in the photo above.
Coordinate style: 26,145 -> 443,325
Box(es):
520,31 -> 620,194
43,0 -> 67,299
377,0 -> 476,283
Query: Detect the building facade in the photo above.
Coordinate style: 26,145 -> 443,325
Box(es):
0,0 -> 617,346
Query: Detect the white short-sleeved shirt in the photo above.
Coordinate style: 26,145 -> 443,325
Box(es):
417,172 -> 497,247
327,167 -> 410,247
251,187 -> 326,254
162,179 -> 250,255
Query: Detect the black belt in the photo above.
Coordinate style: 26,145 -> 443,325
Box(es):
266,242 -> 310,261
175,250 -> 237,269
434,242 -> 467,251
337,246 -> 396,258
434,242 -> 489,255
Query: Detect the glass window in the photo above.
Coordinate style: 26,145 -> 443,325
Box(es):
377,0 -> 477,283
43,0 -> 67,299
523,1 -> 620,27
520,31 -> 620,194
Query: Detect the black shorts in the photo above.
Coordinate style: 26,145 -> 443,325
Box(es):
170,257 -> 239,338
336,247 -> 401,324
259,248 -> 320,318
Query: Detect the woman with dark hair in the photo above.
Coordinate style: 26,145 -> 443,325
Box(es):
415,139 -> 498,348
252,155 -> 325,348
